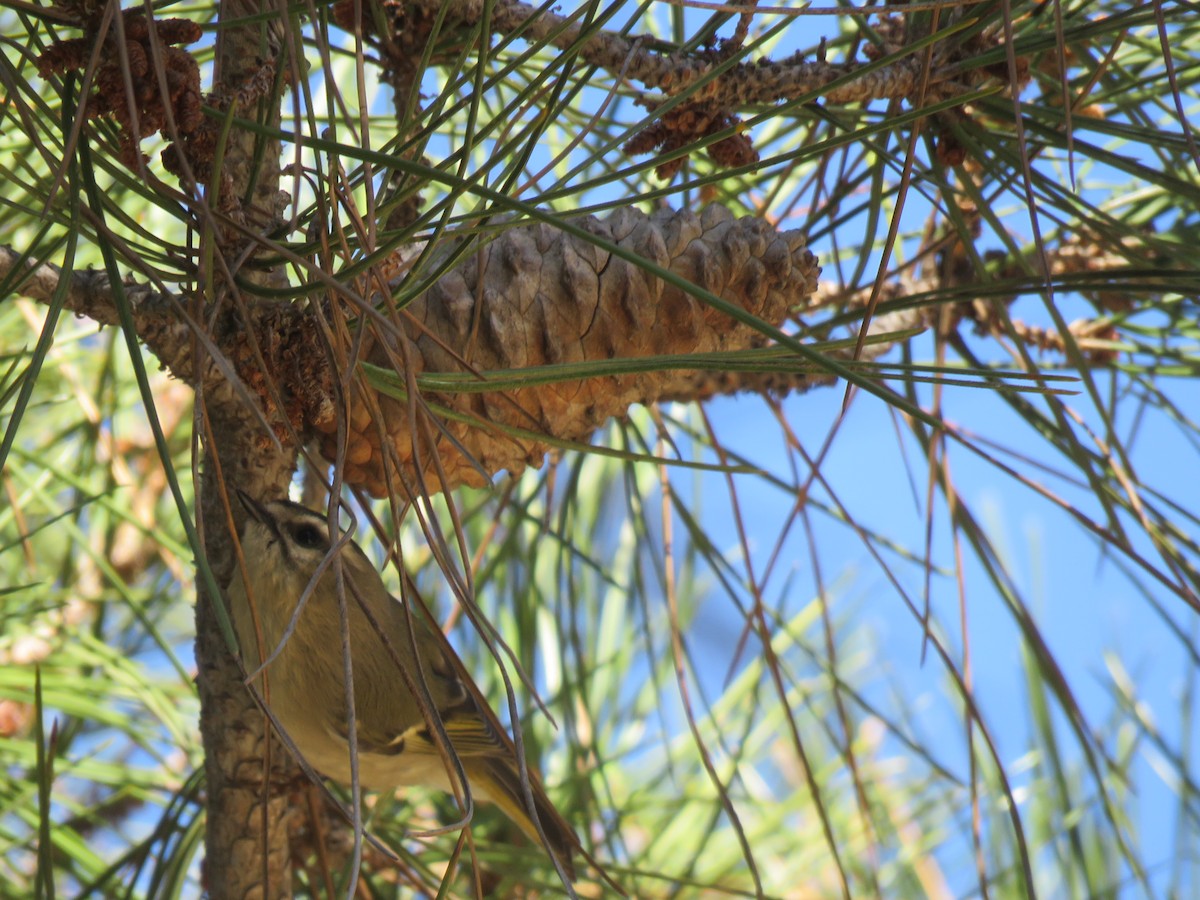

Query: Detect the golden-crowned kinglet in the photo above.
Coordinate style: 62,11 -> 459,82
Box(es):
226,492 -> 577,873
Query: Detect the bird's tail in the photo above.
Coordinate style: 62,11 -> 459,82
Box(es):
472,754 -> 578,879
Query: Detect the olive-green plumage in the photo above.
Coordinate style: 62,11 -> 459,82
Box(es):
226,493 -> 576,874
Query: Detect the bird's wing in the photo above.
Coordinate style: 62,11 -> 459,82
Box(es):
393,644 -> 510,759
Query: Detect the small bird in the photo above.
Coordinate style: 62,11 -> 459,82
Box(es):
226,491 -> 578,874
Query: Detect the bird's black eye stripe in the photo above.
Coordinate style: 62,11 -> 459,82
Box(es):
291,523 -> 327,550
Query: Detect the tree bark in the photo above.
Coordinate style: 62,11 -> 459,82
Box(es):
198,1 -> 297,896
196,415 -> 296,898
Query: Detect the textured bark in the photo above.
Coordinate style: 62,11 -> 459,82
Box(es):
199,1 -> 297,897
407,0 -> 971,107
196,416 -> 297,899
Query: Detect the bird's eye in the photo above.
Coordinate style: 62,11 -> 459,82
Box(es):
291,523 -> 326,550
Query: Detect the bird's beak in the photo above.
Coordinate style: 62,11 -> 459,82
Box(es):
235,488 -> 272,524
